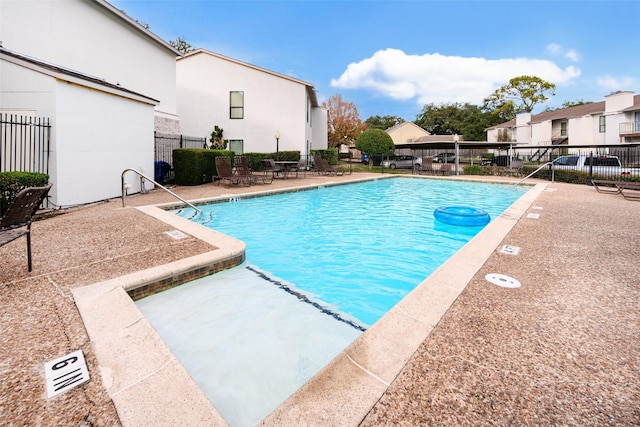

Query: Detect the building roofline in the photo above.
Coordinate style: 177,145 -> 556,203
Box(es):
491,93 -> 640,129
0,46 -> 159,105
94,0 -> 181,57
179,49 -> 320,106
386,121 -> 430,134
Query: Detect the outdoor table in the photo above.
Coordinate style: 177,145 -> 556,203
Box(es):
273,160 -> 299,179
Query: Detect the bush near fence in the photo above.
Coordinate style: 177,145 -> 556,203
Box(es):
0,171 -> 49,216
173,148 -> 233,186
243,151 -> 301,171
311,148 -> 339,165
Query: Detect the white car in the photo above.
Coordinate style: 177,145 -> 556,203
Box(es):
433,152 -> 456,163
380,155 -> 422,169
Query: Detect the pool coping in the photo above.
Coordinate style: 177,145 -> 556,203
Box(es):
71,177 -> 547,426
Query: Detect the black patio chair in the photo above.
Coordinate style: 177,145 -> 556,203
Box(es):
0,184 -> 52,272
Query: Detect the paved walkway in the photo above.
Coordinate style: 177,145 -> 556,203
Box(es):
1,173 -> 638,425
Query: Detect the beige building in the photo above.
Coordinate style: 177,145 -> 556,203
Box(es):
385,122 -> 430,143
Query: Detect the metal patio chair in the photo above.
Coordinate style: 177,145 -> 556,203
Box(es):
215,156 -> 248,187
0,184 -> 52,272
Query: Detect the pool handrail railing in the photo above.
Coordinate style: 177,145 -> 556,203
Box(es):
121,168 -> 201,213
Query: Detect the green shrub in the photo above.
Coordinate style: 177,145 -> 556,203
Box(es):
0,171 -> 49,216
173,148 -> 233,185
243,151 -> 301,171
464,164 -> 483,175
355,129 -> 394,161
311,148 -> 338,165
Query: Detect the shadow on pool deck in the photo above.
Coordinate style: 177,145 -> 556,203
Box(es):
1,172 -> 639,425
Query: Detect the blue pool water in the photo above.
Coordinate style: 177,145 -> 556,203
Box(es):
178,177 -> 526,326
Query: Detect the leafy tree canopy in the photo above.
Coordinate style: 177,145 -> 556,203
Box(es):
355,129 -> 395,156
323,94 -> 367,148
483,75 -> 556,121
169,37 -> 195,55
414,102 -> 501,141
364,115 -> 405,130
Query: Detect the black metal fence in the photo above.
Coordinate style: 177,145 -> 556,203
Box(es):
511,146 -> 640,182
0,113 -> 51,174
154,132 -> 206,164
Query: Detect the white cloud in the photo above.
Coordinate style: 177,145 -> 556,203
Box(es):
597,75 -> 638,91
330,48 -> 581,106
565,49 -> 580,62
547,43 -> 580,62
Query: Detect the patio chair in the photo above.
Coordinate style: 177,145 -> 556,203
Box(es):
504,159 -> 524,177
592,179 -> 623,195
263,158 -> 286,179
235,156 -> 272,184
287,158 -> 308,178
618,181 -> 640,201
215,156 -> 248,187
439,163 -> 453,176
0,184 -> 52,272
417,157 -> 433,175
314,155 -> 344,176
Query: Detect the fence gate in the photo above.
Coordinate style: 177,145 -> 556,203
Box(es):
0,113 -> 51,174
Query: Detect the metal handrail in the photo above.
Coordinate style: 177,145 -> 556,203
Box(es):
121,168 -> 201,213
514,161 -> 555,186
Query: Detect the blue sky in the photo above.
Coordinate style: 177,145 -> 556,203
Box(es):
111,0 -> 639,122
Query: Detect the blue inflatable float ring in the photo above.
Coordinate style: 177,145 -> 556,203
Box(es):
434,206 -> 490,227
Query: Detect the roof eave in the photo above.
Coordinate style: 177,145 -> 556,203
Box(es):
1,48 -> 159,105
180,49 -> 317,99
93,0 -> 181,57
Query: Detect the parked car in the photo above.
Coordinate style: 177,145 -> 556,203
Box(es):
553,155 -> 640,176
433,152 -> 456,163
361,154 -> 394,166
381,155 -> 422,169
489,155 -> 520,167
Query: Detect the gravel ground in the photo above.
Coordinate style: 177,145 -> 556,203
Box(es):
1,173 -> 638,426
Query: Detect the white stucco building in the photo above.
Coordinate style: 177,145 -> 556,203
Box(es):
0,0 -> 181,132
0,0 -> 180,207
487,91 -> 640,148
176,49 -> 328,158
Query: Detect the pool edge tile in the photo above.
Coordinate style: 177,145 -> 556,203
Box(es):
344,310 -> 435,385
110,358 -> 227,426
72,283 -> 143,341
259,351 -> 388,426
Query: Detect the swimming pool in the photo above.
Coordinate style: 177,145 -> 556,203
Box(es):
137,177 -> 528,426
178,177 -> 525,326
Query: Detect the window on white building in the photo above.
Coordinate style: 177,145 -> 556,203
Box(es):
560,122 -> 567,136
229,139 -> 243,154
599,116 -> 606,133
230,91 -> 244,119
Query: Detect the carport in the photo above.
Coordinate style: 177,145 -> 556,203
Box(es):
395,137 -> 520,175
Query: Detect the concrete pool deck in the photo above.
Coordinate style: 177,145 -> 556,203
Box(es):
1,172 -> 639,425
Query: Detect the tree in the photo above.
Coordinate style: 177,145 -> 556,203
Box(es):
541,99 -> 594,113
415,102 -> 500,141
209,125 -> 226,149
355,129 -> 395,164
483,75 -> 556,121
323,94 -> 367,148
365,115 -> 405,130
169,37 -> 194,55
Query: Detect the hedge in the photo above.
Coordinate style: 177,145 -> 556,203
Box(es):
241,151 -> 301,171
311,148 -> 339,165
173,148 -> 234,185
0,171 -> 50,216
